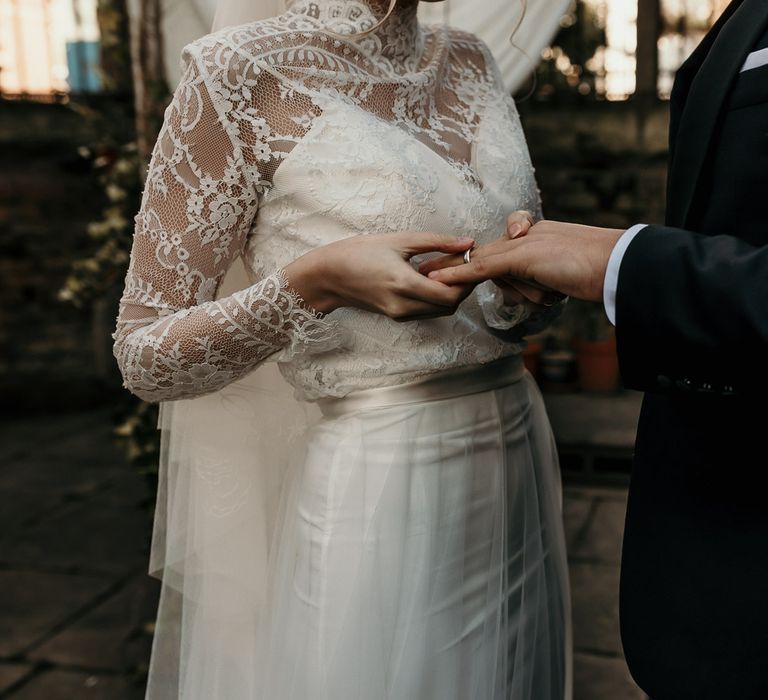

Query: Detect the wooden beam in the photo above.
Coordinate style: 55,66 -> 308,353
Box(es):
636,0 -> 661,100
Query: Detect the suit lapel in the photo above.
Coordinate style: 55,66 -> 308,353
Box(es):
666,0 -> 768,227
667,0 -> 742,161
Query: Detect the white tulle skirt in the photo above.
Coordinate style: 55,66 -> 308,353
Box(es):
146,358 -> 571,700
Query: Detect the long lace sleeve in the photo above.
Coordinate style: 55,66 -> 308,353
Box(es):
113,46 -> 339,403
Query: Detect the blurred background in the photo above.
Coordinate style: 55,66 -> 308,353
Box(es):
0,1 -> 730,698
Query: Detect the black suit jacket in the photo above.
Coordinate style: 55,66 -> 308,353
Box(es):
617,1 -> 768,698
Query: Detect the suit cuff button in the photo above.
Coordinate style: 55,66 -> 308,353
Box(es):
675,378 -> 693,392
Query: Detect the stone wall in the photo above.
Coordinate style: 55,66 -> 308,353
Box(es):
521,99 -> 671,229
519,99 -> 671,345
0,99 -> 114,414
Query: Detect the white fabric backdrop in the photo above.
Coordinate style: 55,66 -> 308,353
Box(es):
155,0 -> 570,90
159,0 -> 216,81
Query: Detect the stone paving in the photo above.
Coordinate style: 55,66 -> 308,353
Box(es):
0,410 -> 648,700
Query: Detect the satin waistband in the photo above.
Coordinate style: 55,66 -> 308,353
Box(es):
317,355 -> 526,418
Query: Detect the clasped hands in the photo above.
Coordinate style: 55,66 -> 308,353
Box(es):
422,213 -> 624,307
284,213 -> 623,321
418,211 -> 566,311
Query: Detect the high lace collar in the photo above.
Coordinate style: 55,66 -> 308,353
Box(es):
286,0 -> 425,71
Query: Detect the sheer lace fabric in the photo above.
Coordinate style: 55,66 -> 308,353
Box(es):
113,0 -> 556,403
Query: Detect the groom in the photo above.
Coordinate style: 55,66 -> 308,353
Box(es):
429,1 -> 768,698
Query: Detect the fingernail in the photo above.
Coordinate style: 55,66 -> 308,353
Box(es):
428,271 -> 440,280
457,237 -> 474,244
508,224 -> 522,238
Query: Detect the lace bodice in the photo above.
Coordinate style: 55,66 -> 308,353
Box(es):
113,0 -> 555,403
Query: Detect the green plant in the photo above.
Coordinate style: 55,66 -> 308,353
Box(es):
114,397 -> 161,493
60,0 -> 166,480
533,0 -> 608,101
59,142 -> 141,307
96,0 -> 134,95
60,140 -> 163,479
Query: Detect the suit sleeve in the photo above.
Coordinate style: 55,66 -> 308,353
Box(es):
615,225 -> 768,396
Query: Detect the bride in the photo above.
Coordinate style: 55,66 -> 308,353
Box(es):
113,0 -> 571,697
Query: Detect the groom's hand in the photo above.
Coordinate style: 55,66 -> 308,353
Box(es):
426,220 -> 624,303
419,211 -> 562,308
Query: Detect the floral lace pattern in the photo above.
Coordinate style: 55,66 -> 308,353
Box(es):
115,271 -> 338,401
114,0 -> 558,403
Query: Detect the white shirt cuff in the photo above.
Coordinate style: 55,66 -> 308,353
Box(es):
604,224 -> 647,326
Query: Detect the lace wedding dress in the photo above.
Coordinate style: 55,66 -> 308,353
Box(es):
113,2 -> 571,698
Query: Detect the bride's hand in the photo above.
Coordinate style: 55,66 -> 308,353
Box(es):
418,212 -> 565,309
284,231 -> 477,321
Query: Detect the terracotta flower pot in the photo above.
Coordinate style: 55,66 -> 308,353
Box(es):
573,334 -> 620,393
